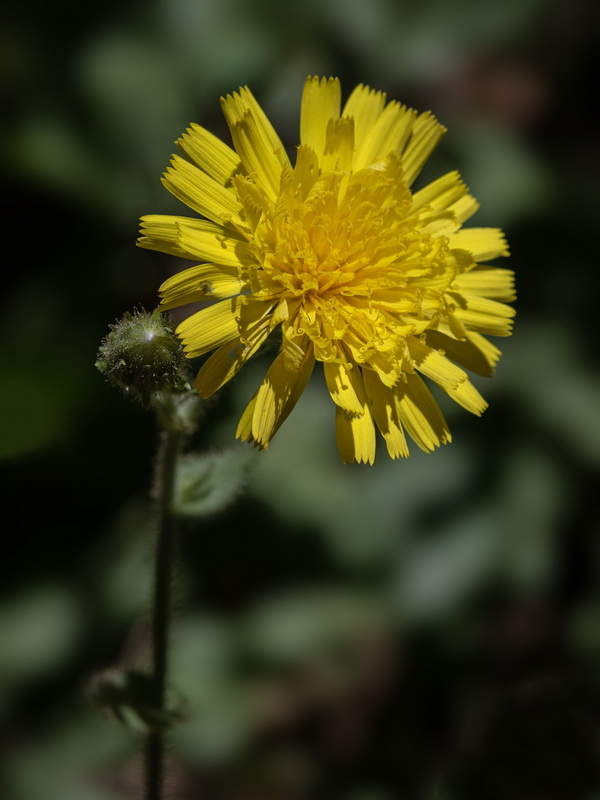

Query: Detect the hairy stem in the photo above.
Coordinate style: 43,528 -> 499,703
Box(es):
146,427 -> 182,800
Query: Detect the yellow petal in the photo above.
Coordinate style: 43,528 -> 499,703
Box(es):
139,215 -> 248,265
411,171 -> 468,214
323,361 -> 366,415
300,76 -> 341,158
342,83 -> 387,154
419,211 -> 460,238
408,336 -> 468,391
159,264 -> 248,309
221,86 -> 290,170
176,123 -> 241,185
228,109 -> 284,200
270,348 -> 315,438
195,327 -> 269,398
335,405 -> 376,465
446,379 -> 488,415
425,330 -> 501,378
251,339 -> 313,447
236,389 -> 259,443
407,244 -> 469,294
447,292 -> 516,336
321,117 -> 355,173
467,331 -> 503,370
450,228 -> 509,262
162,155 -> 244,227
450,194 -> 480,224
232,173 -> 271,231
177,298 -> 273,358
433,314 -> 469,342
401,111 -> 446,185
363,368 -> 409,459
176,296 -> 244,357
237,297 -> 281,343
175,220 -> 253,267
396,372 -> 451,452
292,145 -> 320,201
138,214 -> 210,259
452,267 -> 516,302
354,101 -> 417,170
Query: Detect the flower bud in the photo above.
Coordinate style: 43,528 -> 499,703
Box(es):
96,310 -> 191,406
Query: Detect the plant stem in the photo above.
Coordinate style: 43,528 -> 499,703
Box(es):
146,427 -> 182,800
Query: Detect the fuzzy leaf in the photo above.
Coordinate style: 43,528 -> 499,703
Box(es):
175,447 -> 255,517
89,669 -> 185,733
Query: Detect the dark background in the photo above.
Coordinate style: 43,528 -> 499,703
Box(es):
1,0 -> 599,798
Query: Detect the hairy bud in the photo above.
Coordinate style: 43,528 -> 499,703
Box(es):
96,310 -> 191,406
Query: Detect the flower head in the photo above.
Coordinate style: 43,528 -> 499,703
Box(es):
139,77 -> 515,463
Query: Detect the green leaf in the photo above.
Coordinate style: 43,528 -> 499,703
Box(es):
175,447 -> 255,517
89,669 -> 185,734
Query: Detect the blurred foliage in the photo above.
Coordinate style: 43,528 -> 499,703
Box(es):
1,0 -> 599,798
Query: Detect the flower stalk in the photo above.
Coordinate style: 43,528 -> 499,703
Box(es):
145,424 -> 183,800
96,311 -> 197,798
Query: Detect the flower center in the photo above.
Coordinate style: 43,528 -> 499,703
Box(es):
239,157 -> 449,369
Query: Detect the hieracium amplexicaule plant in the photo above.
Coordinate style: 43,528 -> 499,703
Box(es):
96,76 -> 515,800
139,76 -> 515,463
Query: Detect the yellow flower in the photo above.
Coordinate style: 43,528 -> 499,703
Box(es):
139,77 -> 515,464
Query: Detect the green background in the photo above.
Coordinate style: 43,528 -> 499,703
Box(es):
2,0 -> 599,797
